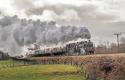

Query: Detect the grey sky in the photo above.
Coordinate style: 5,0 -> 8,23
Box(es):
0,0 -> 125,44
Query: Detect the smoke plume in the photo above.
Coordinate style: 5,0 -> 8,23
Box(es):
0,15 -> 91,55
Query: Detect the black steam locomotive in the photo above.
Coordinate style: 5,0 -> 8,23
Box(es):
26,40 -> 95,57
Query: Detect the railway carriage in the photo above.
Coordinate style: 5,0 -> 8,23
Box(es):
26,40 -> 95,57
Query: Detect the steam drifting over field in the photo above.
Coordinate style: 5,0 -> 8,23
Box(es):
0,16 -> 91,55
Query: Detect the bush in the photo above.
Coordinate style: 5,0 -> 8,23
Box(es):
31,54 -> 125,80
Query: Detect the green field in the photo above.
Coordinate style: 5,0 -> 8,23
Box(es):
0,60 -> 84,80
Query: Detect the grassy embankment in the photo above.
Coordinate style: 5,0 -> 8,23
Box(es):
0,60 -> 84,80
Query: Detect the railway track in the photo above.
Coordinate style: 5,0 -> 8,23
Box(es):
31,53 -> 125,59
29,53 -> 125,65
10,53 -> 125,66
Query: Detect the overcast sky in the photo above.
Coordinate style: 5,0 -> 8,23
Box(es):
0,0 -> 125,44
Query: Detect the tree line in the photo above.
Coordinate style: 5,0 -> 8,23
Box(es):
96,37 -> 125,54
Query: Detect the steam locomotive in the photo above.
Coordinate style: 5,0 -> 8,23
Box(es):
26,40 -> 95,57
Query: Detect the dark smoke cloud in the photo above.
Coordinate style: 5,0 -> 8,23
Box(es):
27,4 -> 116,22
0,15 -> 91,55
0,10 -> 4,16
25,4 -> 96,15
9,0 -> 125,46
11,0 -> 116,23
12,0 -> 34,10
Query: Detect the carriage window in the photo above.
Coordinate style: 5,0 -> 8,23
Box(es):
35,51 -> 39,54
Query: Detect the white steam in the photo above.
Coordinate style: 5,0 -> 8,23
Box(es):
0,15 -> 91,55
